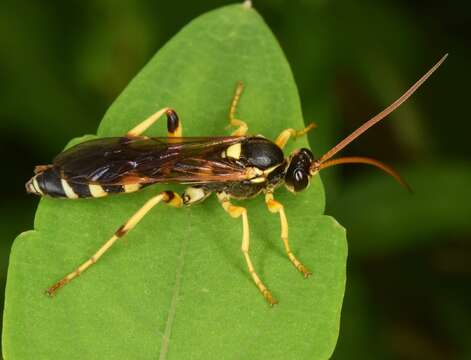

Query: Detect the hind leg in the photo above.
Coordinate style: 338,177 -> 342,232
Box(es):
46,190 -> 183,296
127,108 -> 182,137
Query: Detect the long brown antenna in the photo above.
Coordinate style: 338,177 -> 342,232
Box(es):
318,54 -> 448,164
319,156 -> 411,191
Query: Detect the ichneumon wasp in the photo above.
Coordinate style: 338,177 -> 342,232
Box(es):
26,54 -> 447,305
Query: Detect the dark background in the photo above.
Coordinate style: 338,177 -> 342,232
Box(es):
1,1 -> 469,359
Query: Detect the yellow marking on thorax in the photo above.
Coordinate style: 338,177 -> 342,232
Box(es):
124,184 -> 141,193
61,179 -> 79,199
245,167 -> 263,177
247,164 -> 283,184
225,143 -> 242,159
89,184 -> 108,198
263,164 -> 281,176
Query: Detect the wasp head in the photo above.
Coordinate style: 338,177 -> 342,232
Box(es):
284,148 -> 315,192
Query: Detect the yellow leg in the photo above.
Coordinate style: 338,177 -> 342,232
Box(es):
265,193 -> 311,277
274,123 -> 317,149
228,81 -> 248,136
217,192 -> 277,305
46,191 -> 183,296
127,108 -> 182,137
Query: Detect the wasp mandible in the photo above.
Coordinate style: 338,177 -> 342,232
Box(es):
26,55 -> 447,305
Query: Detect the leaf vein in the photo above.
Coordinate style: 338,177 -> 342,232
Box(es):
158,219 -> 189,360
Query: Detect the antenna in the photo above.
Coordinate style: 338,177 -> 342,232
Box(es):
318,54 -> 448,164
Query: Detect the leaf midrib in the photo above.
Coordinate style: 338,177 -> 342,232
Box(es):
158,214 -> 190,360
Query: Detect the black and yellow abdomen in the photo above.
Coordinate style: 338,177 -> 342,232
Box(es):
26,167 -> 142,199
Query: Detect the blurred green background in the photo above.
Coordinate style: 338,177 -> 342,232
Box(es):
1,0 -> 469,359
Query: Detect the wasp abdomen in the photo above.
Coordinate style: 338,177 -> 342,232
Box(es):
26,168 -> 142,199
26,168 -> 66,198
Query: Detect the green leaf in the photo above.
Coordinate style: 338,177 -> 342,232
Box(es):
3,4 -> 347,359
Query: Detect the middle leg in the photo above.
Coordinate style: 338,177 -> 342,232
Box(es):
265,192 -> 311,277
217,192 -> 277,305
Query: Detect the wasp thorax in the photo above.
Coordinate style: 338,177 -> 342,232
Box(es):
241,137 -> 284,169
284,148 -> 314,192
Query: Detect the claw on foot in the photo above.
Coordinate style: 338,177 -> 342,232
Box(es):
262,289 -> 278,306
298,265 -> 312,278
45,278 -> 68,297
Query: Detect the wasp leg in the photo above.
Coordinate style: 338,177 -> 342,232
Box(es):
217,192 -> 277,305
228,81 -> 248,136
274,123 -> 317,149
126,108 -> 182,137
265,193 -> 312,277
46,191 -> 183,296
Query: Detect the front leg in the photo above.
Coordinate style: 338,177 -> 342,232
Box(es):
274,123 -> 316,149
228,81 -> 248,136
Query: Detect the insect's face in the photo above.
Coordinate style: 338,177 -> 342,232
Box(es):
284,148 -> 314,193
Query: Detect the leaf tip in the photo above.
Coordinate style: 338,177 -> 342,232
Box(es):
323,215 -> 346,233
242,0 -> 253,9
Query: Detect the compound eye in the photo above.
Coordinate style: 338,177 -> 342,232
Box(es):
292,169 -> 309,191
299,148 -> 314,162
